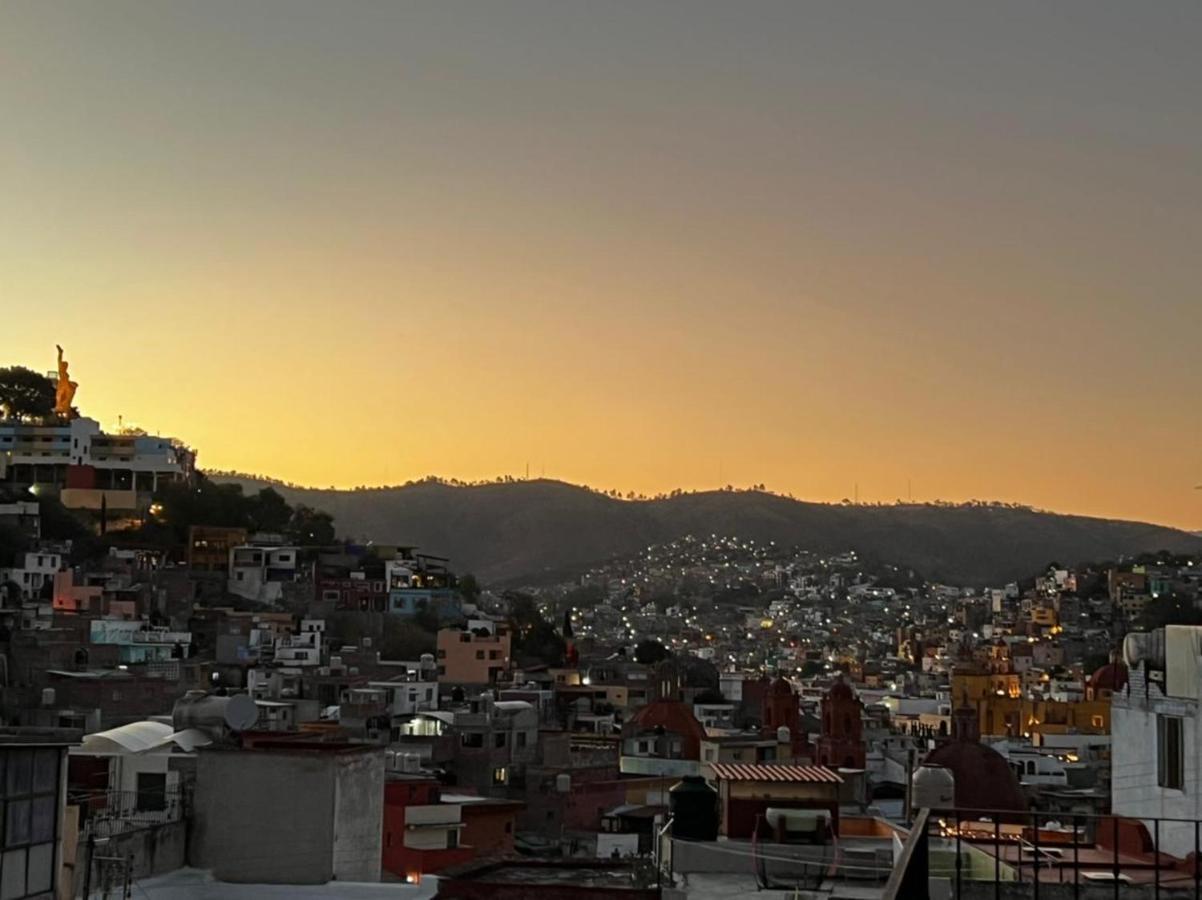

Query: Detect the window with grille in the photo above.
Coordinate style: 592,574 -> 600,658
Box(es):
0,747 -> 61,900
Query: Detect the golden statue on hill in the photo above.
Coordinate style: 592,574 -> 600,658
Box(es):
54,344 -> 78,417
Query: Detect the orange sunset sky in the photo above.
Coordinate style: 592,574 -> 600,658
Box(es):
2,3 -> 1200,529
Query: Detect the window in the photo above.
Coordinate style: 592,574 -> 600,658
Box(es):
0,747 -> 59,899
492,767 -> 508,785
446,829 -> 459,849
517,732 -> 527,749
494,733 -> 507,748
475,650 -> 484,660
1158,715 -> 1184,790
1091,715 -> 1104,728
461,733 -> 484,749
489,650 -> 499,660
136,773 -> 167,812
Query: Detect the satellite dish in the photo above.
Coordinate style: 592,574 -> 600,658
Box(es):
224,694 -> 260,732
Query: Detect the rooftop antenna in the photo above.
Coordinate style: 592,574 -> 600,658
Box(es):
854,483 -> 859,505
908,479 -> 913,503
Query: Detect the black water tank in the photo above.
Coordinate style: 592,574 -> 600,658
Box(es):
669,776 -> 718,841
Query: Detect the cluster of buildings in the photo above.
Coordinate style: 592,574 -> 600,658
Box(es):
4,388 -> 1202,897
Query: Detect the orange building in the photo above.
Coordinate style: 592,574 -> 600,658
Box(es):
437,623 -> 512,685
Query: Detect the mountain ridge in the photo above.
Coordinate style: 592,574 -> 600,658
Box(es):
206,474 -> 1202,587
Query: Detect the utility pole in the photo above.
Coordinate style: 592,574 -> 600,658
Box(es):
82,834 -> 95,900
904,746 -> 915,827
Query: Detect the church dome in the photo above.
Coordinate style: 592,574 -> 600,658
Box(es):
1090,661 -> 1128,692
924,740 -> 1027,813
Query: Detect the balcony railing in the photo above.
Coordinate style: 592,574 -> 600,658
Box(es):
130,630 -> 191,644
71,786 -> 186,838
886,806 -> 1202,900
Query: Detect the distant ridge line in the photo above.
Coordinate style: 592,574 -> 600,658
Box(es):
208,472 -> 1201,587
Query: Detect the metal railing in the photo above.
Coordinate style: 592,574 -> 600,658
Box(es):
71,787 -> 187,837
914,807 -> 1202,899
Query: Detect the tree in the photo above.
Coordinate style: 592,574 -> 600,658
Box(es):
145,473 -> 338,555
0,522 -> 30,568
505,591 -> 566,666
1139,594 -> 1202,629
0,367 -> 56,420
458,573 -> 482,605
288,504 -> 335,545
634,639 -> 670,665
379,618 -> 437,660
39,497 -> 90,543
248,487 -> 292,534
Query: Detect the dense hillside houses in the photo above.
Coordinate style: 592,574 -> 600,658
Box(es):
2,356 -> 1202,897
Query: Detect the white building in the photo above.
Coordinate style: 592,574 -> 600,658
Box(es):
70,721 -> 211,830
367,680 -> 438,718
0,550 -> 62,599
0,416 -> 193,510
228,543 -> 300,603
272,618 -> 324,667
1113,626 -> 1202,856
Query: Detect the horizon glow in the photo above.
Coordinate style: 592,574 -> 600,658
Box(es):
2,3 -> 1200,530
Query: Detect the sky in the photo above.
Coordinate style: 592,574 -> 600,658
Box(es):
2,2 -> 1200,528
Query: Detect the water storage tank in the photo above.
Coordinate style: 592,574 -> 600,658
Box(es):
776,725 -> 791,744
1124,629 -> 1165,671
765,808 -> 830,843
172,691 -> 259,738
669,776 -> 718,841
912,764 -> 956,810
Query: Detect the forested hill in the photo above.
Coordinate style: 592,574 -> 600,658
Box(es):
208,476 -> 1202,587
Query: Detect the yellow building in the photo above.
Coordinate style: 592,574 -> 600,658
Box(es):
951,670 -> 1109,738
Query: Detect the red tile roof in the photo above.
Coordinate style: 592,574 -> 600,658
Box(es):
709,763 -> 843,784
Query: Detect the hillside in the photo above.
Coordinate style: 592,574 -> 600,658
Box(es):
207,476 -> 1202,587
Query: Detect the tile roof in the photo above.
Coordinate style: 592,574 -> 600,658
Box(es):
709,763 -> 843,784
